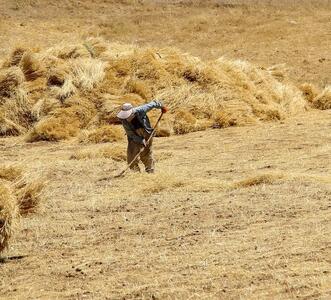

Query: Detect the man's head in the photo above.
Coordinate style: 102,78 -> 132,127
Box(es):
117,103 -> 135,120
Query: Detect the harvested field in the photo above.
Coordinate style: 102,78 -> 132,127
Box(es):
0,0 -> 330,299
0,110 -> 330,299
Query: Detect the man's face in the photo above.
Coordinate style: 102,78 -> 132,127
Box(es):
126,112 -> 135,122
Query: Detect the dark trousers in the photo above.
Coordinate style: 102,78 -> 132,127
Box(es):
127,131 -> 154,173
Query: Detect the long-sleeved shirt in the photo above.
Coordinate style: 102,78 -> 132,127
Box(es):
121,100 -> 163,144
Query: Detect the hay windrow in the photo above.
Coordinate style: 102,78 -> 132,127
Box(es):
0,38 -> 318,142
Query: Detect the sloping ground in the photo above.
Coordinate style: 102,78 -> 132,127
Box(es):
1,1 -> 330,87
0,110 -> 330,299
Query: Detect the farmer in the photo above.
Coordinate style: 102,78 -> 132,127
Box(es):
117,100 -> 168,173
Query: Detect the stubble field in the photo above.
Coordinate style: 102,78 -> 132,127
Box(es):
0,1 -> 330,299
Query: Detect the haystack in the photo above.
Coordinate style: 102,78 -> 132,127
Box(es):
0,38 -> 313,142
0,183 -> 18,254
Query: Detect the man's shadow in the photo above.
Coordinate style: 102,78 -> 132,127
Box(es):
0,255 -> 26,264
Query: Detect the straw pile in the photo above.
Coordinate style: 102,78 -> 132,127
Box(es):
0,37 -> 326,143
0,165 -> 45,255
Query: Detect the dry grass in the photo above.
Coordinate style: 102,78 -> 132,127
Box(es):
31,98 -> 61,121
0,164 -> 45,253
99,145 -> 126,161
0,114 -> 26,136
0,1 -> 330,298
0,183 -> 18,254
78,125 -> 124,144
19,51 -> 44,81
70,144 -> 126,161
25,116 -> 80,142
0,165 -> 45,215
112,172 -> 187,197
0,165 -> 23,182
234,173 -> 285,188
312,86 -> 331,110
15,180 -> 45,216
1,83 -> 330,300
299,83 -> 320,103
0,35 -> 316,142
0,67 -> 24,98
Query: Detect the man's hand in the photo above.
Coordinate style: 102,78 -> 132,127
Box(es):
161,106 -> 168,113
142,139 -> 147,147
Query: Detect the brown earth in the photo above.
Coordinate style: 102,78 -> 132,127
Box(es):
0,1 -> 330,299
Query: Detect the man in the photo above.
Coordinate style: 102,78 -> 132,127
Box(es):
117,100 -> 168,173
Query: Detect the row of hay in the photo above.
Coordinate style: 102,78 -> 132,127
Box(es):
0,166 -> 45,255
0,37 -> 329,143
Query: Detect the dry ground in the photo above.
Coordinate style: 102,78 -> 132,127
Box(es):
0,110 -> 330,299
0,0 -> 331,299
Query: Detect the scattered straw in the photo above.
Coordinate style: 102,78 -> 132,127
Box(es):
0,183 -> 18,254
0,67 -> 24,98
112,172 -> 187,198
25,116 -> 80,142
15,180 -> 45,216
78,125 -> 124,144
70,144 -> 126,161
299,83 -> 320,103
234,174 -> 285,188
19,52 -> 44,81
0,166 -> 23,182
312,86 -> 331,110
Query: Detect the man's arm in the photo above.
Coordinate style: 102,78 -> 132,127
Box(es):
134,100 -> 163,114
